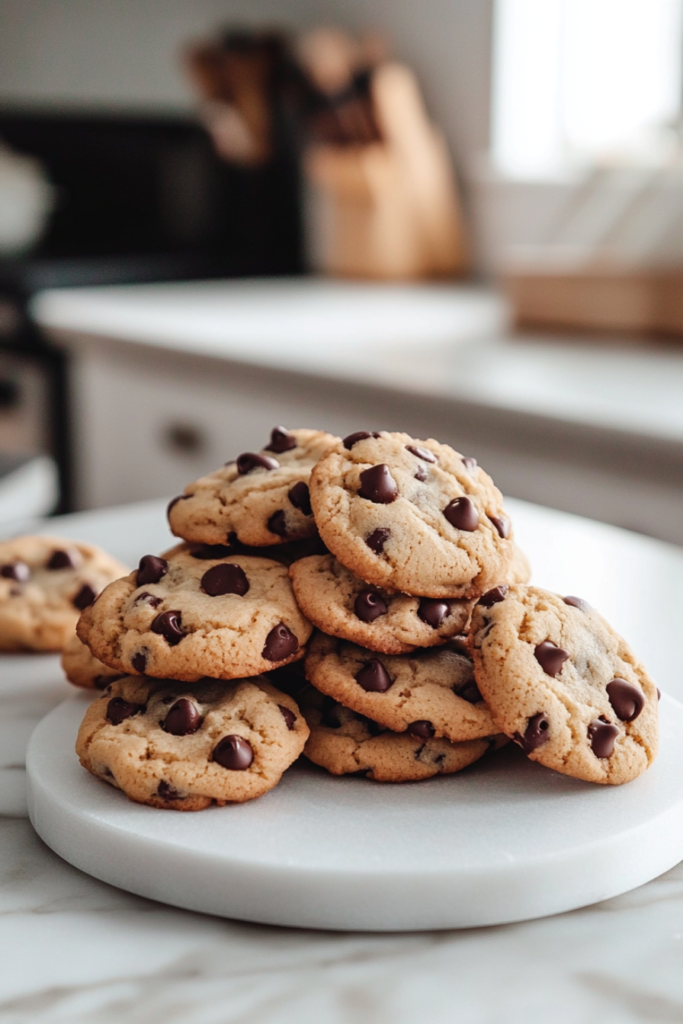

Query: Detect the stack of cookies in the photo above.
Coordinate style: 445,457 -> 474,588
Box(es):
2,424 -> 657,810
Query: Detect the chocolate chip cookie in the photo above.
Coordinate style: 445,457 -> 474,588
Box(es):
308,431 -> 514,598
167,426 -> 339,547
76,675 -> 308,809
0,536 -> 127,652
61,633 -> 126,690
469,584 -> 659,785
77,549 -> 313,682
304,633 -> 497,742
299,684 -> 506,782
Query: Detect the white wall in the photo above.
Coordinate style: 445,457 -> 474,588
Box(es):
0,0 -> 492,173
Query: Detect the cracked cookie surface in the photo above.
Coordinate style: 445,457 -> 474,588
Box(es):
167,426 -> 339,547
309,431 -> 514,598
0,535 -> 127,651
304,633 -> 497,741
77,549 -> 313,681
469,584 -> 659,785
76,675 -> 308,809
299,684 -> 505,781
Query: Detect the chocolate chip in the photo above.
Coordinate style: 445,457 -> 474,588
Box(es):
606,679 -> 645,722
534,641 -> 569,677
157,780 -> 181,800
131,651 -> 147,673
462,457 -> 478,472
73,583 -> 97,610
267,510 -> 289,538
355,658 -> 392,692
164,698 -> 201,735
489,515 -> 511,539
657,688 -> 662,701
343,431 -> 380,449
455,680 -> 483,704
321,697 -> 342,728
9,587 -> 21,596
407,720 -> 435,739
137,555 -> 168,587
365,527 -> 391,553
151,610 -> 184,646
358,464 -> 398,504
354,589 -> 388,622
213,735 -> 254,770
513,712 -> 551,753
93,674 -> 118,690
443,496 -> 479,531
201,563 -> 249,597
564,596 -> 591,612
278,705 -> 296,730
236,452 -> 279,475
135,591 -> 161,609
447,633 -> 470,656
106,697 -> 145,725
288,481 -> 312,516
265,426 -> 297,453
0,561 -> 30,582
189,543 -> 233,559
262,623 -> 298,661
588,717 -> 619,758
418,598 -> 450,628
47,549 -> 77,570
477,585 -> 508,608
406,445 -> 436,463
414,465 -> 427,481
167,494 -> 189,519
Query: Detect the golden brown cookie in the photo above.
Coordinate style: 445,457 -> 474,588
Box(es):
61,633 -> 126,690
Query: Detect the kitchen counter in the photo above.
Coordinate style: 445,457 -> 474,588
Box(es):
31,279 -> 683,546
3,496 -> 683,1021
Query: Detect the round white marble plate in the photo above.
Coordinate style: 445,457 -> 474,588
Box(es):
27,691 -> 683,932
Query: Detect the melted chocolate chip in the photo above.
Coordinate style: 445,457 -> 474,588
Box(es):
414,465 -> 427,481
407,720 -> 435,739
201,563 -> 249,597
513,712 -> 551,753
151,610 -> 184,646
0,561 -> 30,582
236,452 -> 279,475
137,555 -> 168,587
167,494 -> 189,519
343,431 -> 380,449
606,679 -> 645,722
447,633 -> 470,656
164,698 -> 201,735
278,705 -> 296,730
265,426 -> 297,454
262,623 -> 298,661
73,584 -> 97,610
213,735 -> 254,770
456,680 -> 484,704
355,658 -> 392,692
365,527 -> 391,553
358,464 -> 398,504
321,696 -> 342,728
106,697 -> 145,725
477,585 -> 508,608
588,718 -> 619,758
131,652 -> 147,673
657,688 -> 662,701
157,780 -> 181,800
418,598 -> 450,628
267,510 -> 289,538
189,543 -> 233,559
135,591 -> 161,608
489,515 -> 511,539
534,641 -> 569,677
563,596 -> 591,612
47,549 -> 78,570
443,496 -> 479,531
406,445 -> 436,464
354,589 -> 388,622
462,457 -> 478,472
288,481 -> 312,516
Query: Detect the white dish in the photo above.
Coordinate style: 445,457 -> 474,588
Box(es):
27,692 -> 683,932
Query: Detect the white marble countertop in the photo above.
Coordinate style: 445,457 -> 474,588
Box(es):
3,496 -> 683,1021
31,278 -> 683,448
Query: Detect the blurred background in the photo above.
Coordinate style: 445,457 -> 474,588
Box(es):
1,0 -> 683,544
